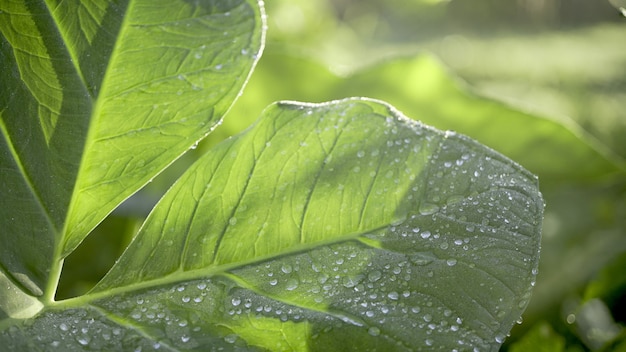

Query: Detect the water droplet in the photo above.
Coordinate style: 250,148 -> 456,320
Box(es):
76,336 -> 90,346
229,217 -> 237,226
420,231 -> 431,239
342,275 -> 362,288
368,327 -> 381,336
286,279 -> 299,291
387,292 -> 399,300
410,252 -> 435,266
419,203 -> 440,215
281,264 -> 293,274
446,259 -> 458,266
224,334 -> 237,344
368,270 -> 382,282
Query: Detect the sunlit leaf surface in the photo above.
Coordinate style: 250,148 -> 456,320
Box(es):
2,99 -> 542,350
0,0 -> 263,296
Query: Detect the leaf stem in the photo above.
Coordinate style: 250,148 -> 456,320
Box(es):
43,257 -> 64,304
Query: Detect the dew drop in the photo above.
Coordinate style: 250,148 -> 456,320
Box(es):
368,327 -> 381,336
76,336 -> 90,346
419,204 -> 440,215
446,259 -> 458,266
286,279 -> 299,291
368,270 -> 382,282
281,264 -> 293,274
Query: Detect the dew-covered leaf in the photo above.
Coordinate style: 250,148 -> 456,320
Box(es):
0,0 -> 263,298
2,98 -> 545,351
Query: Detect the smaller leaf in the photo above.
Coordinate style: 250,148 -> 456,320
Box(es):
0,271 -> 43,320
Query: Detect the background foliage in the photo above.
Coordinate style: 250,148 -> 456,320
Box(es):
56,0 -> 626,350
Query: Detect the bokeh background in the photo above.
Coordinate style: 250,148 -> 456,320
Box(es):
59,1 -> 626,350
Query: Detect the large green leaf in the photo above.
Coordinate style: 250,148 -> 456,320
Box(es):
2,99 -> 543,350
0,0 -> 263,299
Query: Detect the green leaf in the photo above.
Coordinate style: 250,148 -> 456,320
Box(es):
0,0 -> 263,298
508,322 -> 565,352
3,99 -> 542,350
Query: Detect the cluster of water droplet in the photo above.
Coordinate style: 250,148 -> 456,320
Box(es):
0,308 -> 161,351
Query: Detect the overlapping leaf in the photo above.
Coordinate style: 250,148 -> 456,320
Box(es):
1,99 -> 542,350
0,0 -> 263,299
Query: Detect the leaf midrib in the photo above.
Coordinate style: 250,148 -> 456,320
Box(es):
59,0 -> 134,255
63,223 -> 389,307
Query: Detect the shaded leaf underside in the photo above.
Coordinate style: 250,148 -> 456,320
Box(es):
2,99 -> 543,351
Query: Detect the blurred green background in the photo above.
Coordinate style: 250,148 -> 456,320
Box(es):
59,1 -> 626,350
